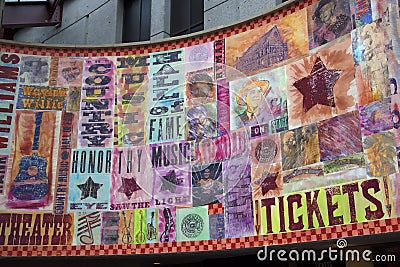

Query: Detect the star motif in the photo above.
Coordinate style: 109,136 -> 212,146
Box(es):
160,170 -> 183,193
261,172 -> 279,196
293,57 -> 342,112
118,177 -> 141,199
77,177 -> 103,200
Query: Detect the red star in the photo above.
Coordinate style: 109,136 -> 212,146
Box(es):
261,172 -> 279,196
293,57 -> 342,112
118,177 -> 141,199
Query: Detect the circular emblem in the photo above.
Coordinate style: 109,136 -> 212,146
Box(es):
189,46 -> 210,62
181,213 -> 204,238
255,139 -> 277,163
61,151 -> 70,160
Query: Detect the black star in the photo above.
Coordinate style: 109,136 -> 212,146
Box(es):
293,57 -> 342,112
77,177 -> 103,200
160,170 -> 183,193
261,172 -> 279,196
118,177 -> 141,199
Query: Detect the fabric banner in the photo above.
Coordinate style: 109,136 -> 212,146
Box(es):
53,111 -> 78,214
68,148 -> 112,212
133,208 -> 147,244
0,53 -> 20,156
147,49 -> 185,144
176,206 -> 210,242
110,146 -> 152,210
151,141 -> 191,207
223,155 -> 254,238
254,177 -> 393,235
19,55 -> 50,86
145,207 -> 158,243
73,211 -> 101,245
226,10 -> 308,79
78,57 -> 115,148
209,213 -> 225,240
158,206 -> 176,243
0,212 -> 73,245
16,85 -> 67,110
119,210 -> 134,244
101,211 -> 120,244
1,0 -> 400,252
6,110 -> 60,210
116,55 -> 148,147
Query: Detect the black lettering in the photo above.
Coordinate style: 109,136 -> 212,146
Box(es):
123,73 -> 146,84
89,63 -> 111,74
152,51 -> 182,65
152,146 -> 162,168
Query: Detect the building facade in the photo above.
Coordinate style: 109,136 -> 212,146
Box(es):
11,0 -> 289,44
1,0 -> 400,267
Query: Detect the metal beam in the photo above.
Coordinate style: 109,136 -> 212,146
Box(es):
2,1 -> 62,28
47,0 -> 61,19
0,0 -> 4,37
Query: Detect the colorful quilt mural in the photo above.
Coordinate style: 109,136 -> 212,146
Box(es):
0,0 -> 400,257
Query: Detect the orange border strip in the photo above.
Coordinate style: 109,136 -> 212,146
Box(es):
2,0 -> 398,257
1,217 -> 398,256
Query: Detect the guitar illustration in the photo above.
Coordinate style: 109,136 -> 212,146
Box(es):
121,211 -> 133,244
160,207 -> 174,242
146,211 -> 157,241
11,112 -> 49,201
135,210 -> 146,243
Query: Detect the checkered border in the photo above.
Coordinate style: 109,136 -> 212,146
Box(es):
2,0 -> 393,257
208,203 -> 224,215
1,218 -> 399,256
0,0 -> 316,57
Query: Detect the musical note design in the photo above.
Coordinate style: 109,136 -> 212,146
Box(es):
135,210 -> 146,243
77,212 -> 101,245
146,211 -> 157,241
160,208 -> 174,242
121,211 -> 133,244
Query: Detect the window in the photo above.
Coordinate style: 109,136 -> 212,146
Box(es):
170,0 -> 204,37
5,0 -> 47,2
123,0 -> 151,42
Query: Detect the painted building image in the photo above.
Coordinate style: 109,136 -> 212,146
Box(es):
0,0 -> 399,266
235,25 -> 289,74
